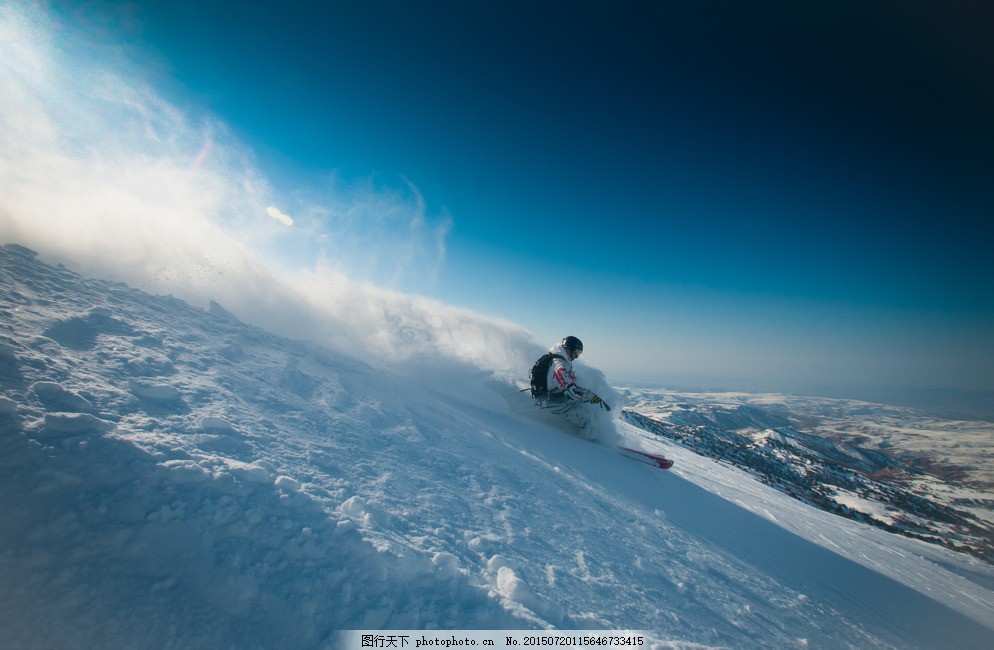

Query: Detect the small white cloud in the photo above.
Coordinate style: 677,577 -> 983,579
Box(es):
266,206 -> 293,227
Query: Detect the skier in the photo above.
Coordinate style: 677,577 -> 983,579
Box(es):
530,336 -> 610,411
529,337 -> 670,463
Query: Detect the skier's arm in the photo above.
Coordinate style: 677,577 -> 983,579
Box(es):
551,364 -> 592,401
563,382 -> 591,401
568,383 -> 611,410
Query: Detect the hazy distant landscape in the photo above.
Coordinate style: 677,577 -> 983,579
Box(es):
622,389 -> 994,563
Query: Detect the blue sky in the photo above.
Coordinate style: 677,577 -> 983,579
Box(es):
24,1 -> 994,399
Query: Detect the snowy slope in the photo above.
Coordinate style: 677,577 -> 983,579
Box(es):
2,243 -> 994,650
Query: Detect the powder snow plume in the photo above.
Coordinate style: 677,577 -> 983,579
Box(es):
0,1 -> 536,381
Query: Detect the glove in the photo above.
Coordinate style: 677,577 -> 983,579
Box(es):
590,395 -> 612,411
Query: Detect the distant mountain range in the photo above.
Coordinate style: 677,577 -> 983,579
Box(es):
621,389 -> 994,563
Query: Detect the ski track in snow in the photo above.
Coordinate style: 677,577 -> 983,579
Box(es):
2,244 -> 993,650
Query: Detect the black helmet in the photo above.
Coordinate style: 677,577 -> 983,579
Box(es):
562,336 -> 583,353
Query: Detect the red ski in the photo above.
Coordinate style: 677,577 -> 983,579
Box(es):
618,447 -> 673,470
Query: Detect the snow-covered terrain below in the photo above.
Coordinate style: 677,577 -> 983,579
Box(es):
622,390 -> 994,561
623,388 -> 994,486
2,243 -> 994,649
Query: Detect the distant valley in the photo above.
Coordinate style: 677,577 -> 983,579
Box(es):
622,389 -> 994,563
